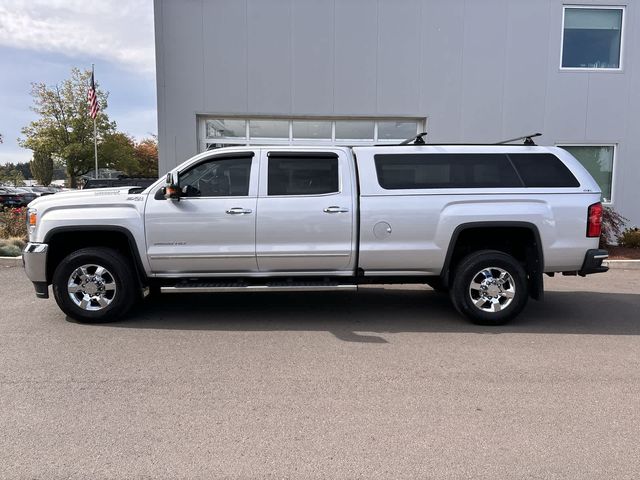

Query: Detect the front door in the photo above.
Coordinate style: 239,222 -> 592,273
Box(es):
256,150 -> 356,273
144,152 -> 259,274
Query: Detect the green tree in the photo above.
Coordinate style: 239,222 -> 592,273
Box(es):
0,165 -> 25,186
19,68 -> 116,187
99,132 -> 137,175
14,162 -> 32,180
30,151 -> 54,186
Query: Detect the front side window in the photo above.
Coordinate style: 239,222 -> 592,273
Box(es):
558,145 -> 614,202
562,7 -> 624,69
180,157 -> 252,197
268,156 -> 339,196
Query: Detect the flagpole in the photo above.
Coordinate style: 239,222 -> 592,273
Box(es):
93,64 -> 99,179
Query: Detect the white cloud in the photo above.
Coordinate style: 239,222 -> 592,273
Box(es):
0,0 -> 155,74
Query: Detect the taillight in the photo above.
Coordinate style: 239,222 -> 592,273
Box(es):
587,202 -> 603,238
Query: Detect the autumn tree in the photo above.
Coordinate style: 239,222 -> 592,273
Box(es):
19,68 -> 116,187
30,151 -> 54,186
134,136 -> 159,177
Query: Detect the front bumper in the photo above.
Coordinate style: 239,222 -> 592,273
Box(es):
578,249 -> 609,276
23,242 -> 49,298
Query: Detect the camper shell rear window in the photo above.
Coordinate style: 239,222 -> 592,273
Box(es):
374,152 -> 579,190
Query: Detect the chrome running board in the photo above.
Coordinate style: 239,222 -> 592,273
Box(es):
161,280 -> 357,294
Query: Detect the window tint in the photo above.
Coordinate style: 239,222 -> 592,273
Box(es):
268,156 -> 339,195
180,157 -> 252,197
509,153 -> 580,188
374,154 -> 522,189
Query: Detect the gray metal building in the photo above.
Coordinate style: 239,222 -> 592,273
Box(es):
154,0 -> 640,224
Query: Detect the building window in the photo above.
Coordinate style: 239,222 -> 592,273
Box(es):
558,145 -> 615,202
199,116 -> 424,151
561,6 -> 624,70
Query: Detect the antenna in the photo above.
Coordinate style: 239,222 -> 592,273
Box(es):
496,133 -> 542,146
399,132 -> 428,145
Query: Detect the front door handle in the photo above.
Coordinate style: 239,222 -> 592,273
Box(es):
226,207 -> 253,215
323,206 -> 349,213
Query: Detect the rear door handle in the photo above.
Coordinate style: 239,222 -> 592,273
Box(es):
226,207 -> 253,215
323,206 -> 349,213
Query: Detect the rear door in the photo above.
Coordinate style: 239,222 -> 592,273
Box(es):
256,150 -> 356,273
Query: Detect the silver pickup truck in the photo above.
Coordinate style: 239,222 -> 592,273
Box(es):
23,142 -> 608,325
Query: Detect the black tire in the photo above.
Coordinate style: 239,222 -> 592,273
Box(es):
450,250 -> 528,326
52,247 -> 137,323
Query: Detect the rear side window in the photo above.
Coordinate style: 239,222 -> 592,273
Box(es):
374,153 -> 522,189
508,153 -> 580,187
268,155 -> 339,195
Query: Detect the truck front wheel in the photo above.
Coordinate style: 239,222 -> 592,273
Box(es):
450,250 -> 528,325
52,247 -> 136,323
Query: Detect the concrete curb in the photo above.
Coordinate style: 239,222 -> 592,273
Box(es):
0,256 -> 22,267
604,259 -> 640,270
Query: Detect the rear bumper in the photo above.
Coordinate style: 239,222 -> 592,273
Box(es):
579,249 -> 609,276
23,242 -> 49,298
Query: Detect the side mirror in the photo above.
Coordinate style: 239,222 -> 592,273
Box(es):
164,172 -> 181,200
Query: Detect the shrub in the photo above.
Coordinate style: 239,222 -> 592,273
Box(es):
0,237 -> 26,257
0,207 -> 28,240
619,228 -> 640,249
600,206 -> 628,248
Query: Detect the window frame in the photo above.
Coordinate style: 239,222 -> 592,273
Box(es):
559,5 -> 626,72
198,116 -> 426,152
556,143 -> 617,204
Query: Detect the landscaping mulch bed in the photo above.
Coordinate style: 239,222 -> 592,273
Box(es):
607,246 -> 640,260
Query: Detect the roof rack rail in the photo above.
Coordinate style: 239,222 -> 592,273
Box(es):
399,132 -> 428,145
391,131 -> 542,147
496,133 -> 542,145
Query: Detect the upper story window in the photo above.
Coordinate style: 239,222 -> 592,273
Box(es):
561,6 -> 624,70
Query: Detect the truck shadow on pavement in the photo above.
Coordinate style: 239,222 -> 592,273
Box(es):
93,287 -> 640,343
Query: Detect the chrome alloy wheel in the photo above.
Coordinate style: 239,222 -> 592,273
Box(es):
67,264 -> 117,311
468,267 -> 516,313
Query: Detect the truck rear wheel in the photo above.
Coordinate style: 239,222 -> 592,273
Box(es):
450,250 -> 528,325
52,247 -> 136,323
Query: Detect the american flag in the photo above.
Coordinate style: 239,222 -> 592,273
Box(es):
87,70 -> 99,119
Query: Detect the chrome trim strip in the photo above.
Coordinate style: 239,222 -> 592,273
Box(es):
152,271 -> 355,278
257,253 -> 350,258
149,254 -> 255,260
363,270 -> 434,276
593,254 -> 609,259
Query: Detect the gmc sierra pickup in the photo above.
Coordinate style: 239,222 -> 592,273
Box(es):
23,140 -> 608,325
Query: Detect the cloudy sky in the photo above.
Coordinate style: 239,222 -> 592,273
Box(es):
0,0 -> 157,164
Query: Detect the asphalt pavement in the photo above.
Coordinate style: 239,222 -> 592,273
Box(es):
1,264 -> 640,479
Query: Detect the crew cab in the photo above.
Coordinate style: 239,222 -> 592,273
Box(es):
22,139 -> 608,325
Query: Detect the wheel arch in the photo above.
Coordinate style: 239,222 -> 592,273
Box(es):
44,226 -> 147,287
441,221 -> 544,300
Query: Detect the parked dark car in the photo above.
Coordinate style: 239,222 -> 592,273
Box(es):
0,187 -> 27,208
14,188 -> 38,204
17,186 -> 56,197
82,177 -> 158,190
